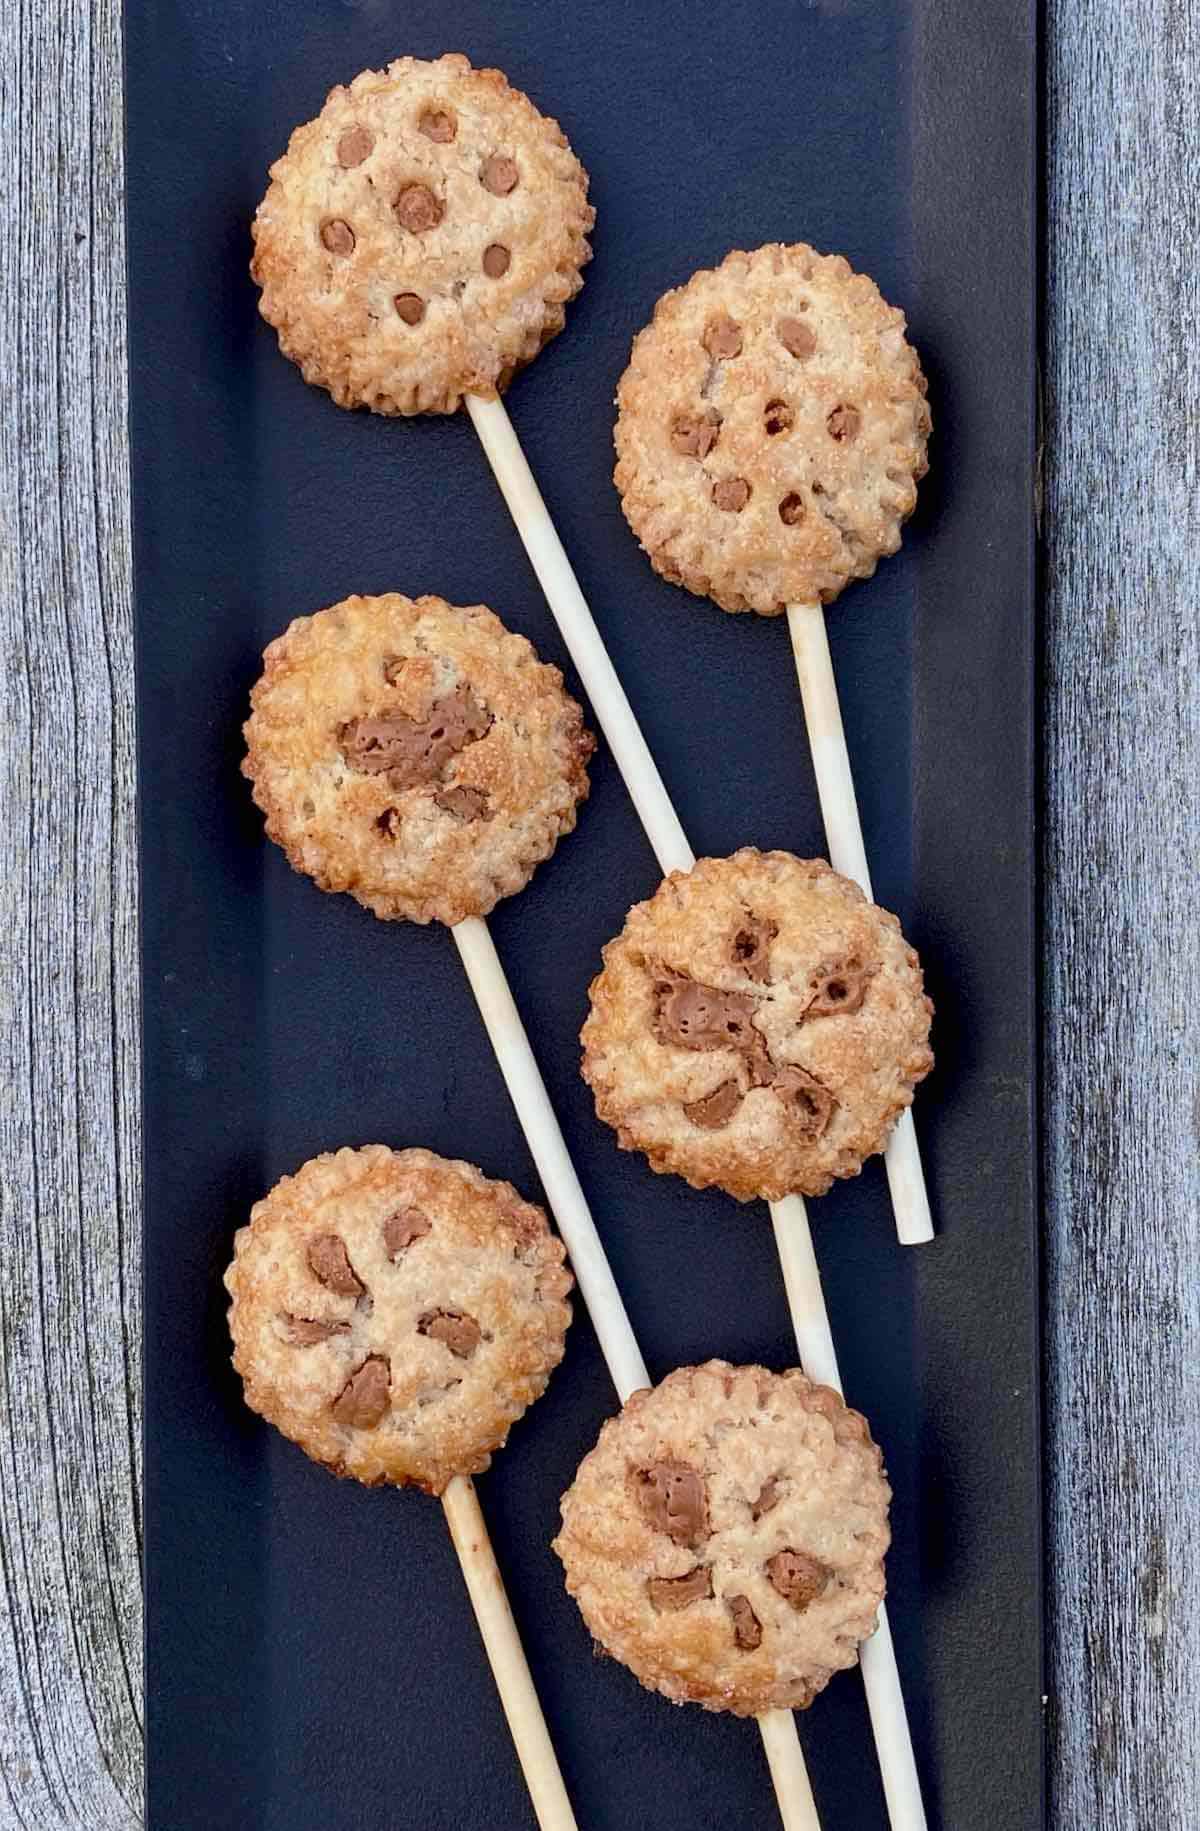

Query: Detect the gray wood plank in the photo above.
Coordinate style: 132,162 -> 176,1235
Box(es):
1044,2 -> 1200,1827
2,0 -> 1197,1826
0,0 -> 143,1823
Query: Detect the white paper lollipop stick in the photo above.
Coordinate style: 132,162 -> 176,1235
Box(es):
768,1194 -> 841,1391
758,1708 -> 823,1831
452,915 -> 648,1401
462,394 -> 926,1830
466,396 -> 693,877
770,1193 -> 925,1829
451,914 -> 820,1831
442,1474 -> 578,1830
785,601 -> 933,1248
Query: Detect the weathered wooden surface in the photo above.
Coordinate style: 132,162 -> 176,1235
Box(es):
0,0 -> 143,1823
1042,3 -> 1200,1827
0,0 -> 1196,1825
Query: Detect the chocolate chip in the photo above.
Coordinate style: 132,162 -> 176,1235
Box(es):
307,1234 -> 365,1298
646,1567 -> 713,1611
340,684 -> 493,790
283,1314 -> 351,1346
771,1065 -> 835,1139
375,807 -> 401,840
382,1208 -> 432,1258
778,317 -> 816,359
766,1548 -> 829,1611
653,970 -> 773,1086
807,958 -> 871,1016
320,219 -> 355,256
481,154 -> 519,196
827,404 -> 861,442
712,477 -> 751,513
394,184 -> 443,233
331,1356 -> 391,1430
764,398 -> 794,436
682,1079 -> 743,1130
419,108 -> 455,143
394,293 -> 426,325
728,1594 -> 763,1651
336,126 -> 374,168
730,914 -> 778,983
670,410 -> 721,459
636,1461 -> 709,1547
433,785 -> 490,821
751,1475 -> 781,1520
778,493 -> 806,526
702,316 -> 743,360
482,242 -> 511,278
418,1308 -> 482,1360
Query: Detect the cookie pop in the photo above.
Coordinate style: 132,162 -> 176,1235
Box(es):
243,591 -> 820,1828
582,850 -> 933,1206
554,1363 -> 891,1720
613,243 -> 934,1249
225,1145 -> 577,1830
252,54 -> 592,417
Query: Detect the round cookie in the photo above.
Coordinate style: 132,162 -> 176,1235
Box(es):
251,53 -> 594,414
243,592 -> 594,925
553,1361 -> 890,1715
581,849 -> 933,1202
225,1145 -> 573,1493
614,243 -> 930,614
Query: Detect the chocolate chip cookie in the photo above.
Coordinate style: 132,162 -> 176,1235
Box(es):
225,1145 -> 573,1492
614,244 -> 930,613
581,849 -> 933,1201
553,1361 -> 891,1715
251,53 -> 594,414
243,592 -> 594,925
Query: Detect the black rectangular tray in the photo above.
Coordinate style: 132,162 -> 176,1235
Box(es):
129,3 -> 1040,1826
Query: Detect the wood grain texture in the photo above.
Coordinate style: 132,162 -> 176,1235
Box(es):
1043,2 -> 1200,1827
1,0 -> 1195,1825
0,0 -> 143,1824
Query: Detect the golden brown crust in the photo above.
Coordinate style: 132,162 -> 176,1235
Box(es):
553,1361 -> 890,1715
251,54 -> 594,414
614,244 -> 930,614
242,592 -> 594,926
580,849 -> 934,1201
225,1145 -> 573,1493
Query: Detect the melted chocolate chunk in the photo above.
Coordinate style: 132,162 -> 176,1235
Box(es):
766,1549 -> 829,1611
331,1357 -> 390,1429
340,683 -> 492,790
653,971 -> 773,1086
646,1566 -> 713,1611
636,1461 -> 709,1547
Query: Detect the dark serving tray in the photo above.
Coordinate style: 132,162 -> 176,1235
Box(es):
128,3 -> 1039,1826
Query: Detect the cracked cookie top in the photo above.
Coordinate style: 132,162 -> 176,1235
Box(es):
243,592 -> 594,926
225,1145 -> 573,1493
553,1361 -> 890,1715
614,244 -> 930,613
251,54 -> 594,414
581,849 -> 933,1201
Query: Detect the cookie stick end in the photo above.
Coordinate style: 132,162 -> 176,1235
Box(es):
786,601 -> 934,1247
465,392 -> 694,877
442,1474 -> 578,1831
